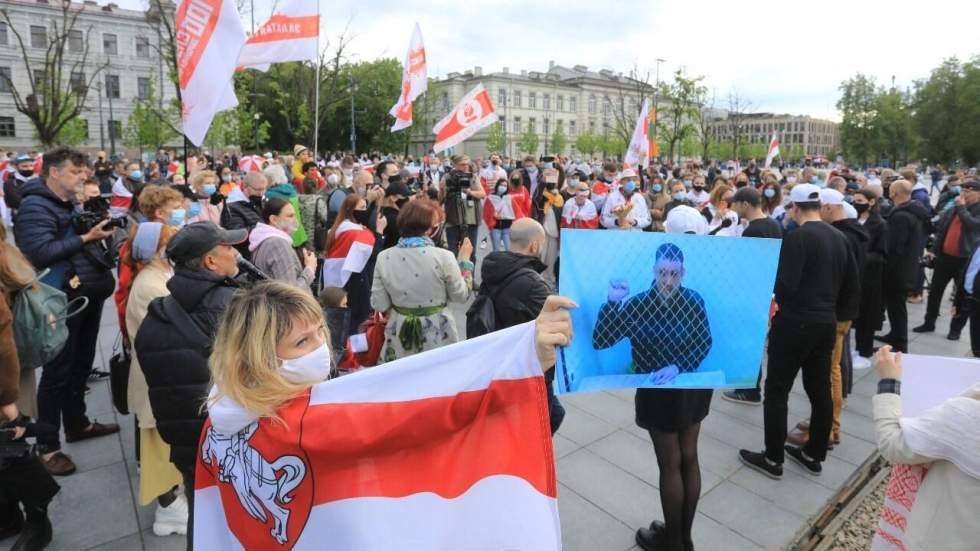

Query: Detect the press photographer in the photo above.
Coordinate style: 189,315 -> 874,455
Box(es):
13,147 -> 120,476
441,155 -> 485,261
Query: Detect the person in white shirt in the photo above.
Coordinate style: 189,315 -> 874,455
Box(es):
480,154 -> 507,186
488,178 -> 515,251
560,182 -> 599,229
601,169 -> 651,231
687,175 -> 710,207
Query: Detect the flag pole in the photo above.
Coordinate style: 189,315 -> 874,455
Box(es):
313,0 -> 321,159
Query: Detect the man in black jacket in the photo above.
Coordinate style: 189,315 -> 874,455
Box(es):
14,147 -> 119,476
877,180 -> 931,353
913,179 -> 980,339
134,222 -> 245,548
479,218 -> 564,433
3,154 -> 35,212
739,184 -> 859,479
222,171 -> 266,258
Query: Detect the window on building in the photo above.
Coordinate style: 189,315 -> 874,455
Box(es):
105,74 -> 120,98
441,92 -> 449,111
543,118 -> 549,136
513,117 -> 521,133
513,90 -> 521,108
602,96 -> 610,115
31,25 -> 47,49
619,96 -> 625,113
529,118 -> 536,133
103,33 -> 117,55
498,88 -> 506,107
78,118 -> 89,139
0,67 -> 11,93
588,95 -> 596,114
34,69 -> 47,91
137,77 -> 150,100
543,94 -> 550,110
109,120 -> 121,140
136,36 -> 150,58
570,96 -> 577,113
557,95 -> 564,112
68,29 -> 83,52
0,22 -> 8,46
0,116 -> 14,137
589,120 -> 595,133
569,120 -> 576,136
529,92 -> 536,109
70,71 -> 86,95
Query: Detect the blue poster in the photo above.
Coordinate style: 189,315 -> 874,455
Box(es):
555,229 -> 781,394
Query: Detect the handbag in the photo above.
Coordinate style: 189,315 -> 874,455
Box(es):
108,334 -> 131,415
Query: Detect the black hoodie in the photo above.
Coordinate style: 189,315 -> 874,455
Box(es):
832,218 -> 870,321
480,251 -> 552,330
885,200 -> 932,291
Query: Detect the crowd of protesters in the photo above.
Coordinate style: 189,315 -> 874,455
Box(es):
0,142 -> 978,551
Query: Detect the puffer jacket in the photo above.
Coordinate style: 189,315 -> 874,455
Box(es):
133,267 -> 240,470
13,178 -> 114,296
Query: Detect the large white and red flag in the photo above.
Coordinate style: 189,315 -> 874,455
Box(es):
432,84 -> 498,154
194,321 -> 561,550
623,99 -> 651,170
236,0 -> 319,71
765,132 -> 780,168
389,23 -> 427,132
176,0 -> 247,146
322,219 -> 375,288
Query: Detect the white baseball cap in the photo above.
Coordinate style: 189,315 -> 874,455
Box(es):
790,183 -> 821,204
620,168 -> 637,179
664,205 -> 709,235
818,188 -> 845,206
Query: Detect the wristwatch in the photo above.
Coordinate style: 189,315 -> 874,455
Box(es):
877,378 -> 901,395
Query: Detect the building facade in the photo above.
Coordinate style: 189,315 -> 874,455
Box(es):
0,0 -> 178,156
707,113 -> 840,158
410,62 -> 657,159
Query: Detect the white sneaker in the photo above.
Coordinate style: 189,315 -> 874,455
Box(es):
852,353 -> 871,370
153,494 -> 188,536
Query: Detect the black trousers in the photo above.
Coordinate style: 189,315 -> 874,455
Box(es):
924,253 -> 968,331
883,285 -> 910,352
37,293 -> 107,452
177,461 -> 195,551
763,316 -> 836,463
970,298 -> 980,357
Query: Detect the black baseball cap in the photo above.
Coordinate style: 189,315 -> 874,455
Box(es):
385,181 -> 412,199
166,222 -> 247,264
961,180 -> 980,191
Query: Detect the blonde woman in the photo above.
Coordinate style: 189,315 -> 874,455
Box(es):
187,170 -> 223,225
123,222 -> 187,536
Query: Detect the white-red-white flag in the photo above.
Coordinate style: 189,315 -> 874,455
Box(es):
236,0 -> 319,71
432,84 -> 498,154
194,321 -> 561,550
389,23 -> 427,132
322,220 -> 376,288
623,99 -> 651,170
765,132 -> 780,168
176,0 -> 247,146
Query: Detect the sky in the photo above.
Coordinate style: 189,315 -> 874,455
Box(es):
117,0 -> 980,121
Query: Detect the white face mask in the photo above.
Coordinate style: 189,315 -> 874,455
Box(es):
280,342 -> 331,384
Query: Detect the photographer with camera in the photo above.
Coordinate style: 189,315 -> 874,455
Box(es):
440,155 -> 485,261
13,147 -> 120,476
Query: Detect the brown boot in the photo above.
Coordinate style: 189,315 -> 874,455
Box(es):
41,452 -> 76,476
786,427 -> 809,447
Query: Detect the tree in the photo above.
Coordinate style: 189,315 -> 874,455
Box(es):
912,58 -> 969,165
550,124 -> 568,155
874,88 -> 916,165
0,3 -> 107,147
123,79 -> 178,157
836,74 -> 879,166
657,69 -> 706,162
726,89 -> 755,161
575,130 -> 597,157
485,121 -> 505,154
518,124 -> 539,155
607,65 -> 657,146
694,88 -> 717,163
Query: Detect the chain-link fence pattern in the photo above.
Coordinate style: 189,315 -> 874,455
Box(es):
555,229 -> 781,393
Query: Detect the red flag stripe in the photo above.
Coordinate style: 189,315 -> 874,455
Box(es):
245,14 -> 319,44
176,0 -> 222,89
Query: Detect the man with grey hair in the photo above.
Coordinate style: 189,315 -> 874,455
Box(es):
223,171 -> 267,259
477,218 -> 564,433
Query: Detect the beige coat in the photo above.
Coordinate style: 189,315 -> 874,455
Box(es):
125,263 -> 173,427
873,393 -> 980,551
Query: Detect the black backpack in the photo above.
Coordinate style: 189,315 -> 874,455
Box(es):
466,268 -> 532,338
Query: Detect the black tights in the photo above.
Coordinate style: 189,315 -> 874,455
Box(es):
650,424 -> 702,550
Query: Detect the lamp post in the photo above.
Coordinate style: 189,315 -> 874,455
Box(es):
253,112 -> 260,155
653,58 -> 665,163
348,77 -> 358,154
107,74 -> 116,156
96,81 -> 105,152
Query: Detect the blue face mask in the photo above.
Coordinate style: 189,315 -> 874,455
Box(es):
652,184 -> 663,193
953,186 -> 962,194
623,181 -> 637,193
221,174 -> 232,182
168,208 -> 186,227
764,188 -> 776,199
129,170 -> 143,181
187,202 -> 202,218
202,183 -> 217,196
810,176 -> 820,184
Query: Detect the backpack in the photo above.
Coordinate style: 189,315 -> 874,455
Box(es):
12,269 -> 89,368
466,268 -> 533,339
298,194 -> 329,253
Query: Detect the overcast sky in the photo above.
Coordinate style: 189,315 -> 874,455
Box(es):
118,0 -> 980,121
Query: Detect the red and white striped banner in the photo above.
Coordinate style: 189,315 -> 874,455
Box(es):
322,220 -> 375,288
237,0 -> 319,71
389,23 -> 427,132
432,84 -> 498,154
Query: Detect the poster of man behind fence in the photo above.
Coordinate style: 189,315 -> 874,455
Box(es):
556,230 -> 781,394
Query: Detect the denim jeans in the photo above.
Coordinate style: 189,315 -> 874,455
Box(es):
490,228 -> 511,252
445,224 -> 478,262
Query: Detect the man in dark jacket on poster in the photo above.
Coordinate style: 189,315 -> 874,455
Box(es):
134,222 -> 245,549
14,147 -> 119,476
479,218 -> 564,433
877,180 -> 931,353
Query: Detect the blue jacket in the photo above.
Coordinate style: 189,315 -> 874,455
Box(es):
14,178 -> 114,295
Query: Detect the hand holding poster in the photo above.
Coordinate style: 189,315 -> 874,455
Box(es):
555,229 -> 781,393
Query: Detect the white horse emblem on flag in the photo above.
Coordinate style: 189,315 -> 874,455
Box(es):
201,424 -> 307,545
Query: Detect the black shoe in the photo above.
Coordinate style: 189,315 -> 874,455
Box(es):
785,445 -> 822,476
636,521 -> 683,551
912,322 -> 935,333
738,449 -> 783,479
10,514 -> 51,551
722,390 -> 762,406
0,503 -> 24,540
874,333 -> 897,344
947,330 -> 961,341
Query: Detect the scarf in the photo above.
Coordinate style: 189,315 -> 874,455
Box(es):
397,236 -> 434,248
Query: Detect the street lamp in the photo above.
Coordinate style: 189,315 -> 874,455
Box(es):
95,81 -> 105,152
348,78 -> 358,154
653,58 -> 665,162
253,112 -> 260,155
107,75 -> 116,156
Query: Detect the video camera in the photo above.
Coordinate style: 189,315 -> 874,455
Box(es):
73,196 -> 128,235
444,169 -> 473,196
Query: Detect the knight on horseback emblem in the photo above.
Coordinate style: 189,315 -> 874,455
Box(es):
201,423 -> 307,545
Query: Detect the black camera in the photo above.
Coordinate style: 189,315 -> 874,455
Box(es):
1,415 -> 56,469
72,211 -> 128,235
444,169 -> 472,196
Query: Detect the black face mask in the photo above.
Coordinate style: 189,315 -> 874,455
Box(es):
854,203 -> 870,215
353,209 -> 370,226
395,197 -> 409,208
18,169 -> 33,178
